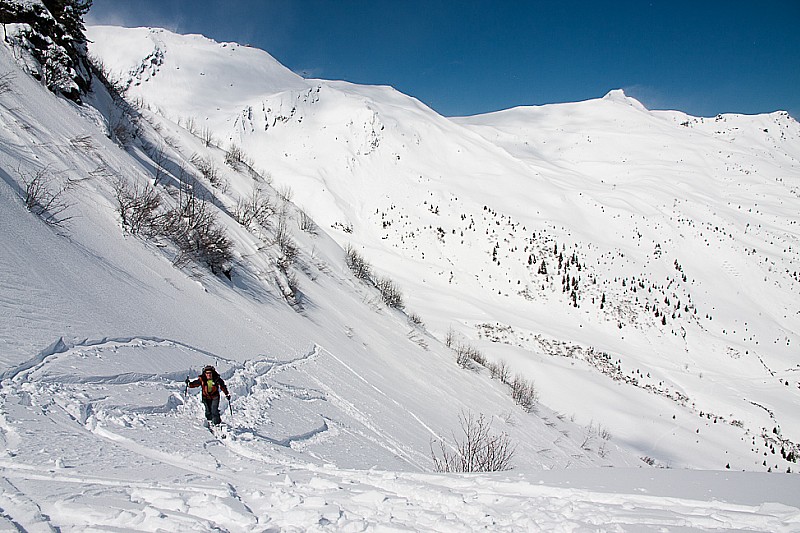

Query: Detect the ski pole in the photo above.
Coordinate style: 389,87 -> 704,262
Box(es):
228,395 -> 233,417
183,377 -> 189,411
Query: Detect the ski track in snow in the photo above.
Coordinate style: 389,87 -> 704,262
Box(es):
0,337 -> 797,531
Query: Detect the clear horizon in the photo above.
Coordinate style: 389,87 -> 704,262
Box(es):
87,0 -> 800,119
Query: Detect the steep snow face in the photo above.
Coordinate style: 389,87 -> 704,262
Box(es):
84,25 -> 800,473
87,25 -> 308,123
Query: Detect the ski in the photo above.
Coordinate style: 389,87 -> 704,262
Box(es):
208,422 -> 228,439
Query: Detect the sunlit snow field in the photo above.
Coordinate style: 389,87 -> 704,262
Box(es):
0,21 -> 798,531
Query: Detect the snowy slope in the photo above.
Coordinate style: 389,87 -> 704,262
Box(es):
2,27 -> 633,474
0,19 -> 798,531
85,25 -> 800,473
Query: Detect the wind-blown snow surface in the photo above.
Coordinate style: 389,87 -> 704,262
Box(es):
0,21 -> 798,530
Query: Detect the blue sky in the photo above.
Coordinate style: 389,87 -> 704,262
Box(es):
87,1 -> 800,118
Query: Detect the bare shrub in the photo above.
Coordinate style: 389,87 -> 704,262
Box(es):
163,135 -> 180,149
285,270 -> 300,298
407,312 -> 424,327
69,134 -> 95,152
109,113 -> 139,147
445,326 -> 458,348
0,70 -> 16,95
455,345 -> 470,368
87,54 -> 127,101
199,126 -> 215,147
234,185 -> 274,228
344,244 -> 404,310
224,143 -> 250,170
510,374 -> 539,412
167,179 -> 233,275
488,359 -> 511,383
297,208 -> 317,234
344,244 -> 372,280
113,179 -> 162,235
87,54 -> 142,148
19,166 -> 73,226
144,140 -> 168,185
580,421 -> 597,451
181,116 -> 198,135
190,153 -> 224,190
431,412 -> 516,473
489,359 -> 511,384
276,183 -> 293,203
274,217 -> 298,269
455,342 -> 486,369
375,275 -> 404,309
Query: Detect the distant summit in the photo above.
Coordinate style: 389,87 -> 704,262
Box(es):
602,88 -> 648,111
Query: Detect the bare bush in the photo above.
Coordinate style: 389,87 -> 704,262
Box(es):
285,269 -> 300,298
190,153 -> 224,190
144,140 -> 168,185
510,374 -> 539,412
113,179 -> 163,235
181,116 -> 198,135
344,244 -> 372,280
69,134 -> 95,152
455,342 -> 486,369
108,114 -> 135,146
87,54 -> 142,147
445,326 -> 458,348
375,275 -> 404,309
407,312 -> 424,327
19,166 -> 73,226
87,54 -> 127,101
276,183 -> 293,203
168,179 -> 232,275
431,412 -> 516,473
580,421 -> 599,451
224,143 -> 250,170
274,217 -> 299,269
0,70 -> 16,95
297,208 -> 317,234
199,126 -> 215,147
488,359 -> 511,383
234,185 -> 274,228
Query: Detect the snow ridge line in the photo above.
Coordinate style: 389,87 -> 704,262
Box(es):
0,335 -> 235,382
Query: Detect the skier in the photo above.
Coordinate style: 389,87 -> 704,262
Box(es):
186,365 -> 231,427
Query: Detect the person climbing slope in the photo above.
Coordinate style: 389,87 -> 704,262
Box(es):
186,365 -> 230,426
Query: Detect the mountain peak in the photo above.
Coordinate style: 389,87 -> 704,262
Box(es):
602,89 -> 648,111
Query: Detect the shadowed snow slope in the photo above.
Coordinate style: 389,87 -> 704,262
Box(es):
0,22 -> 798,531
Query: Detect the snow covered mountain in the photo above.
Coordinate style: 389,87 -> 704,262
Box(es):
0,14 -> 798,530
84,25 -> 800,469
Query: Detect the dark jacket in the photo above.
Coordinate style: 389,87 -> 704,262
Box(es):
189,369 -> 229,399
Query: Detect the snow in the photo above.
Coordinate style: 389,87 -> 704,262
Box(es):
1,336 -> 798,531
0,22 -> 798,531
